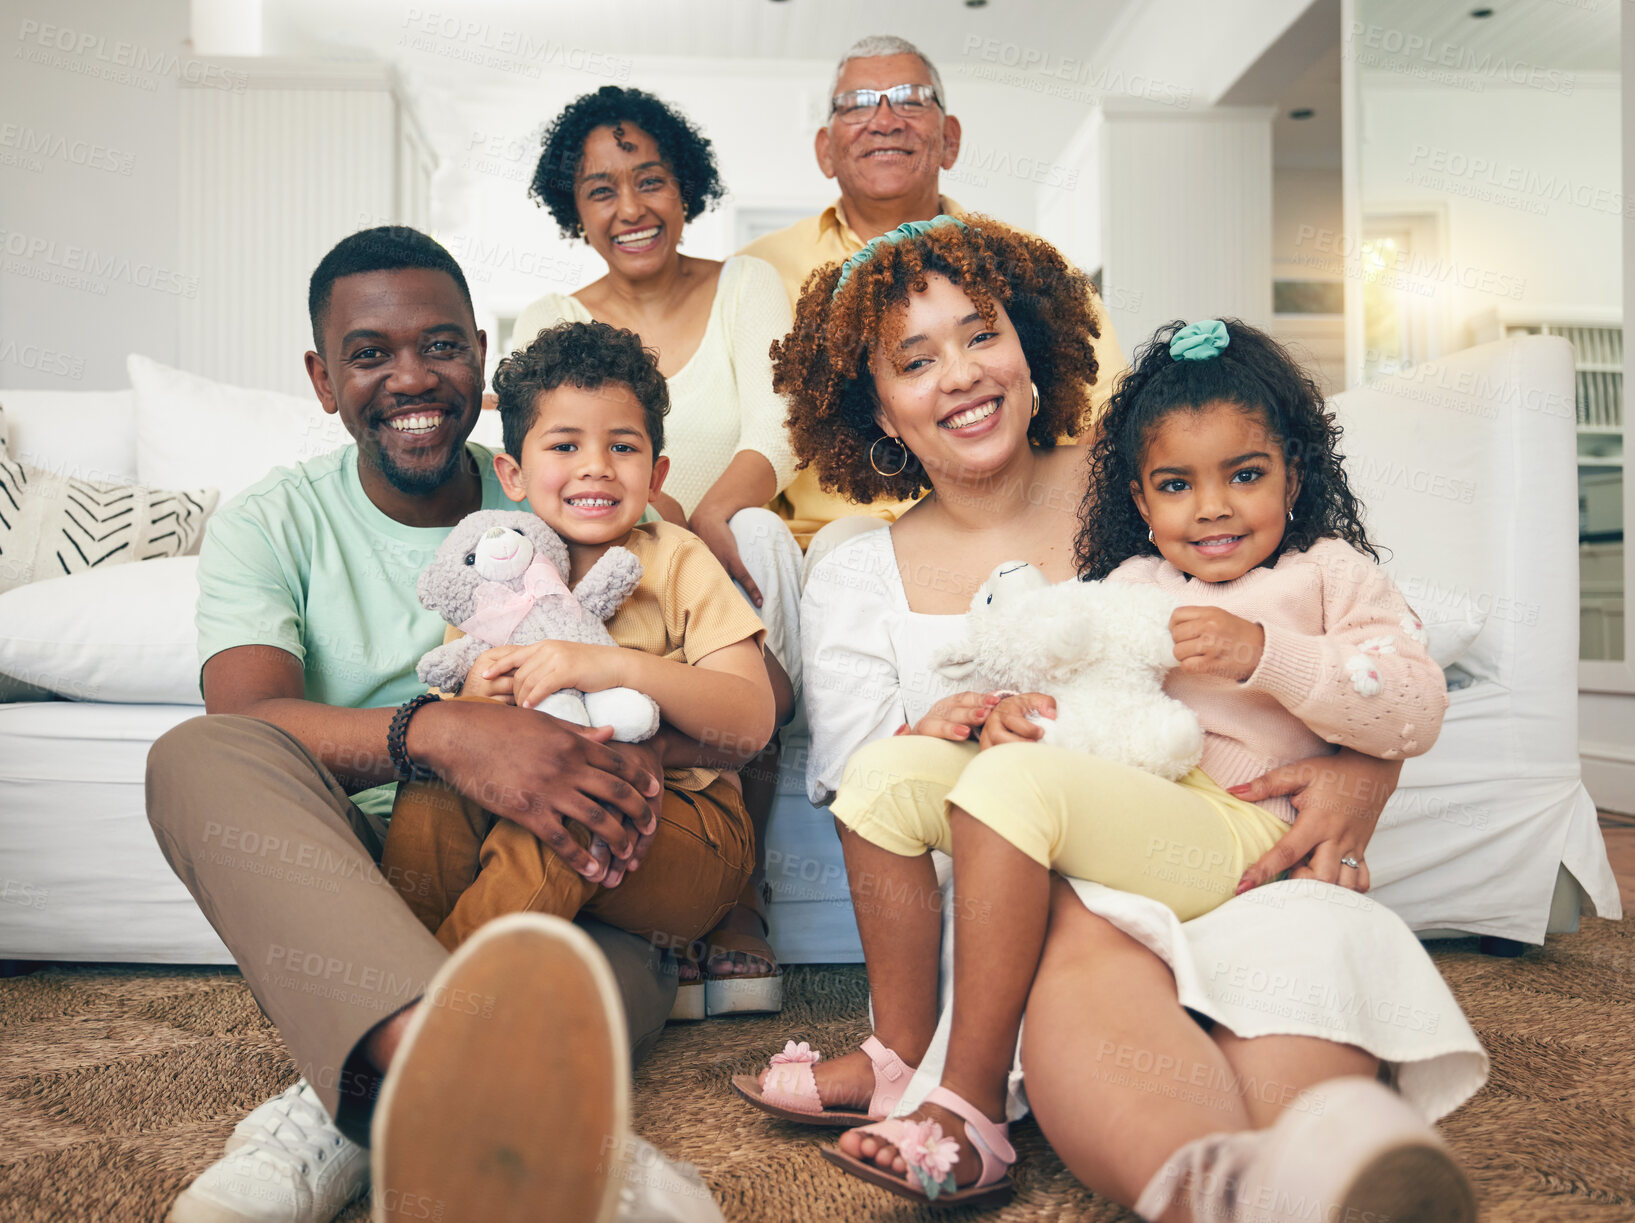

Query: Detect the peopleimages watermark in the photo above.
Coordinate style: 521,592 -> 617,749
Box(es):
0,124 -> 134,174
957,35 -> 1193,109
0,227 -> 199,298
944,139 -> 1080,192
1293,226 -> 1526,302
1,878 -> 49,910
1344,21 -> 1575,95
460,129 -> 541,186
398,9 -> 631,82
14,18 -> 249,92
1407,144 -> 1629,220
0,339 -> 86,381
442,233 -> 586,288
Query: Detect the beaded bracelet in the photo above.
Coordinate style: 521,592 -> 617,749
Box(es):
386,691 -> 442,782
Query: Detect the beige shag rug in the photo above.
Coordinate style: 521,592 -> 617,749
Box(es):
2,917 -> 1633,1222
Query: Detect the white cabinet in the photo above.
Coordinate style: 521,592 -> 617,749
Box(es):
177,60 -> 436,396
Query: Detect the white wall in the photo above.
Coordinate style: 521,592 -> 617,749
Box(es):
1096,107 -> 1275,348
1274,167 -> 1342,272
1358,75 -> 1622,344
1272,168 -> 1344,394
0,0 -> 189,390
1092,0 -> 1316,108
1581,11 -> 1635,815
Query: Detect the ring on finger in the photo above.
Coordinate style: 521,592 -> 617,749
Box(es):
1339,855 -> 1361,870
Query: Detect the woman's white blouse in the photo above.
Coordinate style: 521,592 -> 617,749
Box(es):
800,527 -> 966,805
511,255 -> 799,516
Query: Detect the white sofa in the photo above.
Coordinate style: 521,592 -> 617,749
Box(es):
0,337 -> 1622,965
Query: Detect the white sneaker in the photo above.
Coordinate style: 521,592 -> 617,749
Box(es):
168,1080 -> 368,1223
370,912 -> 630,1223
613,1136 -> 726,1223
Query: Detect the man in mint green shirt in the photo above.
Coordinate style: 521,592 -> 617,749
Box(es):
148,228 -> 728,1223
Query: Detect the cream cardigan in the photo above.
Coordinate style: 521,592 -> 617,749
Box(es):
511,255 -> 799,516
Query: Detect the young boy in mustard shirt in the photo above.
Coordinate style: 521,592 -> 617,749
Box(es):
383,321 -> 774,980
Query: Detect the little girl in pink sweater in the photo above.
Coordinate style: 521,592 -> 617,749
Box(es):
1079,317 -> 1449,885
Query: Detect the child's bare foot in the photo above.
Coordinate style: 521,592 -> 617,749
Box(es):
757,1046 -> 878,1112
838,1096 -> 999,1191
736,1036 -> 920,1125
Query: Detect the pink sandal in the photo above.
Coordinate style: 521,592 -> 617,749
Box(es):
731,1036 -> 914,1128
820,1085 -> 1015,1208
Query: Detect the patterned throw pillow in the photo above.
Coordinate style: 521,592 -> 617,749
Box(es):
0,406 -> 219,595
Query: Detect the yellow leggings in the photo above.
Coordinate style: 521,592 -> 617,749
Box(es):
831,737 -> 1291,921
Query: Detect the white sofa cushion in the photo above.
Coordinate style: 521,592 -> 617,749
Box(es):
0,408 -> 218,596
129,354 -> 351,502
1420,595 -> 1487,670
0,556 -> 202,703
0,388 -> 139,484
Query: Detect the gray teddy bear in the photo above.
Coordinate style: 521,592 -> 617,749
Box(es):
416,509 -> 660,742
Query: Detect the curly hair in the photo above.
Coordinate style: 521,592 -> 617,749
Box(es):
493,320 -> 670,460
1075,319 -> 1378,581
529,87 -> 725,238
771,217 -> 1101,503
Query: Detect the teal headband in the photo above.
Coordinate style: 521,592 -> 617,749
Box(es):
1170,319 -> 1229,360
832,214 -> 968,298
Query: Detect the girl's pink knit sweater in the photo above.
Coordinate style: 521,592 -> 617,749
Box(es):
1110,537 -> 1448,823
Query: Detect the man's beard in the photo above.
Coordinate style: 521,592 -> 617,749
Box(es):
371,431 -> 468,496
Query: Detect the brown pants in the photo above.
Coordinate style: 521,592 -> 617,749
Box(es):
145,715 -> 677,1145
383,771 -> 755,959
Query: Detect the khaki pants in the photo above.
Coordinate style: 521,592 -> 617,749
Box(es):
145,715 -> 678,1145
383,773 -> 756,957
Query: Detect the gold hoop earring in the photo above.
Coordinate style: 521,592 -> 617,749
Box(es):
1030,382 -> 1040,418
870,435 -> 909,478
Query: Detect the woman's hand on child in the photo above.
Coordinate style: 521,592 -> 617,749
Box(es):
689,505 -> 763,608
483,641 -> 627,711
899,691 -> 1004,741
1230,748 -> 1400,894
1170,607 -> 1265,681
979,693 -> 1056,750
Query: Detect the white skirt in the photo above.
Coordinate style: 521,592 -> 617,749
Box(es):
896,875 -> 1490,1125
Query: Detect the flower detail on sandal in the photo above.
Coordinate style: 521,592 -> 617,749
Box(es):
896,1119 -> 960,1200
769,1041 -> 819,1067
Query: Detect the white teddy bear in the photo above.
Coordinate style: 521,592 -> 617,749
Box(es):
935,561 -> 1204,782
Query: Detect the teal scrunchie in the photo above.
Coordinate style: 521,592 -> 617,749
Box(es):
832,214 -> 968,298
1170,319 -> 1230,361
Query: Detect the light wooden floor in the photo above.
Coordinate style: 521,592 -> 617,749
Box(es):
1598,810 -> 1635,913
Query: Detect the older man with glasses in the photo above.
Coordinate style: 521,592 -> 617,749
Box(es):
740,33 -> 1127,560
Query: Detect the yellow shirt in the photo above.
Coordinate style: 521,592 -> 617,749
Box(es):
737,195 -> 1129,547
606,521 -> 768,791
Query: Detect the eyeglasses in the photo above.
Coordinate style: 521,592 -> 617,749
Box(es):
830,83 -> 942,124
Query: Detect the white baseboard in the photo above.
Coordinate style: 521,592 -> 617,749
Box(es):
1581,740 -> 1635,814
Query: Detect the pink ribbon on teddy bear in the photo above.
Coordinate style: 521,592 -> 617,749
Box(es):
456,556 -> 583,645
